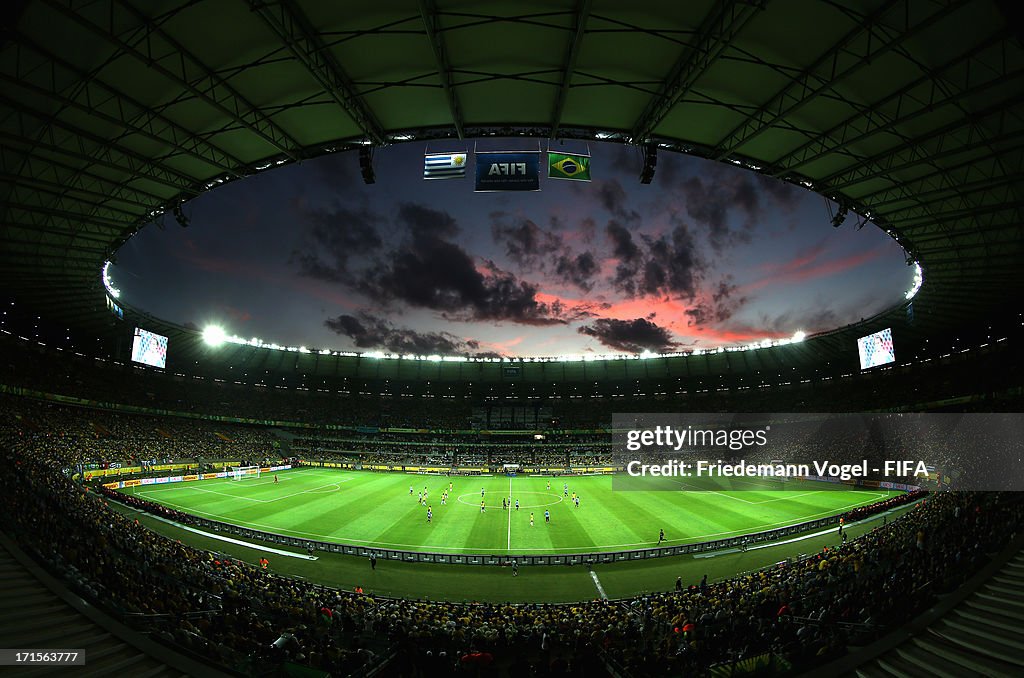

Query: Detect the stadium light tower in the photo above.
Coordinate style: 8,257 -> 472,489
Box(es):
203,325 -> 227,347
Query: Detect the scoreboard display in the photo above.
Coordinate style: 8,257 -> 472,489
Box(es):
857,328 -> 895,370
131,327 -> 168,369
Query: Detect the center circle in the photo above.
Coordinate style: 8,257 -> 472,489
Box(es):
456,491 -> 563,509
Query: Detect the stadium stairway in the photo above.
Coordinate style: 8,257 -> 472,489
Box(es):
822,537 -> 1024,678
0,532 -> 234,677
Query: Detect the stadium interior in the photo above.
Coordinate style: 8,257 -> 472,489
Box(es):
1,1 -> 1023,677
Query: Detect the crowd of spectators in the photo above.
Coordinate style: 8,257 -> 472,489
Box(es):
0,395 -> 277,472
293,432 -> 611,468
2,394 -> 1021,676
4,331 -> 1022,432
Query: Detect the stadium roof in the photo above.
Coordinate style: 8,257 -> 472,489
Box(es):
1,0 -> 1022,384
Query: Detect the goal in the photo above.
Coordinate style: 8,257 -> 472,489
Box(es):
231,466 -> 261,481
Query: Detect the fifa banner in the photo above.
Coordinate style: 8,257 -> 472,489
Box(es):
475,151 -> 540,192
423,152 -> 467,180
547,152 -> 591,181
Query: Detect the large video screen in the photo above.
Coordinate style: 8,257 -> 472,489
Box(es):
857,327 -> 895,370
131,328 -> 168,369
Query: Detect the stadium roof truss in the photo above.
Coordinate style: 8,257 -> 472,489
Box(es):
1,0 -> 1021,383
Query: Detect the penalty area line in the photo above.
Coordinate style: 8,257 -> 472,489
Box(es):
589,569 -> 608,600
148,514 -> 317,560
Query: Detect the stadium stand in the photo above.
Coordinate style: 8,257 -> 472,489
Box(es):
0,379 -> 1021,675
841,539 -> 1024,677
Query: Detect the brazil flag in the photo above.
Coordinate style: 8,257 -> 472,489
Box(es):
547,152 -> 591,181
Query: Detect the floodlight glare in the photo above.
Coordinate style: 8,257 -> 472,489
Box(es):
203,325 -> 227,347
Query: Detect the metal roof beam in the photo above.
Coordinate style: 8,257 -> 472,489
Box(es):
713,0 -> 963,161
3,35 -> 248,179
4,182 -> 141,222
2,206 -> 126,239
0,135 -> 168,206
250,0 -> 386,145
42,0 -> 304,161
0,237 -> 107,256
903,214 -> 1023,243
890,200 -> 1024,228
771,31 -> 1013,175
0,171 -> 152,211
822,104 -> 1018,190
856,135 -> 1024,203
549,0 -> 591,140
870,172 -> 1024,211
630,0 -> 760,142
419,0 -> 465,140
0,264 -> 98,277
0,221 -> 112,245
0,97 -> 199,196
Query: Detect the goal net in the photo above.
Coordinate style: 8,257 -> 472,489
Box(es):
231,466 -> 261,481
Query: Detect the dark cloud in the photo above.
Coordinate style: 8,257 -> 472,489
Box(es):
360,203 -> 588,326
398,202 -> 459,240
554,251 -> 599,292
578,216 -> 596,243
680,168 -> 762,252
324,312 -> 481,355
642,223 -> 703,299
606,221 -> 642,295
606,221 -> 641,263
711,278 -> 746,322
683,302 -> 713,327
597,179 -> 640,222
492,217 -> 561,270
491,214 -> 599,293
607,220 -> 705,299
759,306 -> 839,335
685,277 -> 748,327
578,317 -> 680,353
291,202 -> 382,282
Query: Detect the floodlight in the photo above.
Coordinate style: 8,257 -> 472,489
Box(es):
203,325 -> 227,347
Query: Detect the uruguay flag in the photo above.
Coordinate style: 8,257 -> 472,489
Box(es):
423,152 -> 468,179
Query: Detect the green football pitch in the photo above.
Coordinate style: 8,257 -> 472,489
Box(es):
120,467 -> 895,555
